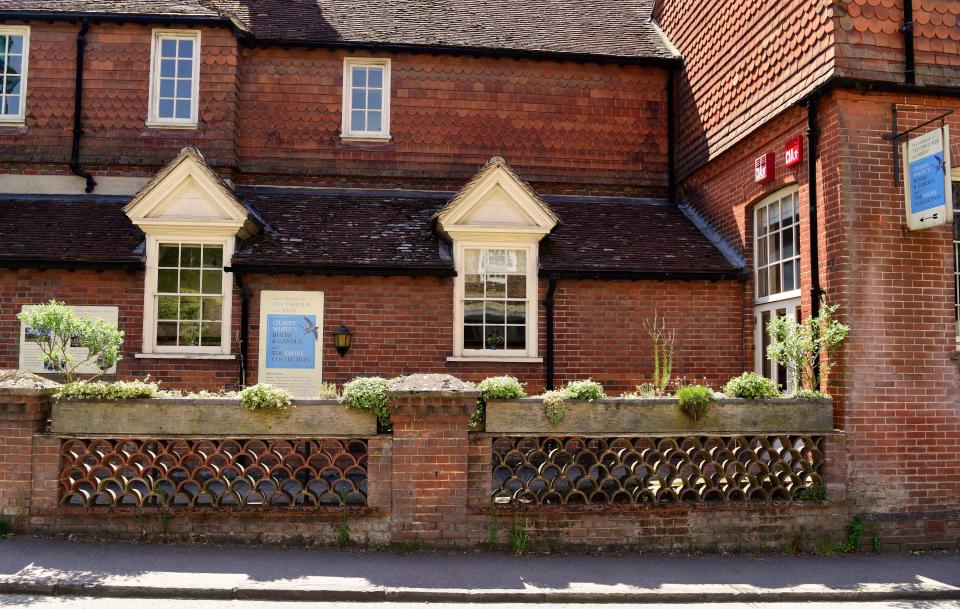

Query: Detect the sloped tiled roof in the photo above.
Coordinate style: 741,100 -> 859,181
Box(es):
0,189 -> 740,278
0,0 -> 678,61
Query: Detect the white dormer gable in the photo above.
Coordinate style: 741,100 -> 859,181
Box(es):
124,147 -> 254,238
435,156 -> 558,240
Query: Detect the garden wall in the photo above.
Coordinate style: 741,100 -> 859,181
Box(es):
3,373 -> 955,552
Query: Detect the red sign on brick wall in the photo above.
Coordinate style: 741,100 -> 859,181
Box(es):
785,135 -> 803,168
755,152 -> 775,183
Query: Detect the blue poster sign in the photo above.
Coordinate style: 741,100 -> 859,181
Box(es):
265,314 -> 318,369
908,153 -> 946,214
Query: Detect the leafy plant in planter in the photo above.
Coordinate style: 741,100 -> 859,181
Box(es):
17,300 -> 124,383
485,335 -> 505,350
539,379 -> 605,426
643,313 -> 676,396
239,384 -> 292,411
473,376 -> 526,429
676,385 -> 713,421
766,303 -> 849,395
57,380 -> 159,400
722,372 -> 780,400
341,376 -> 395,431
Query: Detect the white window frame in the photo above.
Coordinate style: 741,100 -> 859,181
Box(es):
453,240 -> 539,360
142,234 -> 233,355
753,186 -> 802,305
147,29 -> 201,128
0,25 -> 30,125
341,57 -> 391,140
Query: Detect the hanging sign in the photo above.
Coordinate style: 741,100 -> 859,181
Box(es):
257,290 -> 324,397
903,125 -> 953,231
784,135 -> 803,168
755,152 -> 775,184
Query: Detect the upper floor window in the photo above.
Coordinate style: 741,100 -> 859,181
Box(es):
0,26 -> 29,123
341,57 -> 390,139
754,188 -> 801,303
148,30 -> 200,127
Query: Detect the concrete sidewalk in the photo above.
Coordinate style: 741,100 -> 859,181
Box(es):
0,537 -> 958,604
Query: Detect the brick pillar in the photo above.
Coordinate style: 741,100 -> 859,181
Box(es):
386,374 -> 478,548
0,379 -> 56,530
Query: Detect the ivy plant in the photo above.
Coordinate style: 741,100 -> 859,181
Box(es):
239,384 -> 292,411
341,376 -> 395,431
539,379 -> 605,426
473,376 -> 526,429
17,300 -> 124,383
56,380 -> 159,401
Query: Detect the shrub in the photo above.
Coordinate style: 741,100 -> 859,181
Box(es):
766,303 -> 849,395
341,376 -> 394,430
473,376 -> 526,430
17,300 -> 124,383
239,384 -> 292,411
676,385 -> 713,421
56,380 -> 159,400
539,379 -> 605,426
794,388 -> 829,400
722,372 -> 780,400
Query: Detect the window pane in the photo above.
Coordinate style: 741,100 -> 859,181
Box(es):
4,76 -> 19,96
367,111 -> 382,133
367,67 -> 383,88
464,250 -> 482,273
6,55 -> 21,75
485,301 -> 505,324
770,265 -> 781,295
463,301 -> 483,324
159,78 -> 175,98
175,100 -> 191,119
175,79 -> 191,98
484,326 -> 505,349
757,235 -> 767,267
180,296 -> 201,320
179,269 -> 200,293
506,325 -> 526,350
463,325 -> 483,349
760,311 -> 771,378
368,89 -> 382,110
464,274 -> 483,298
784,259 -> 795,291
158,244 -> 179,266
180,245 -> 201,267
782,222 -> 793,258
506,302 -> 525,324
178,39 -> 193,57
507,275 -> 526,298
758,206 -> 768,236
177,59 -> 192,78
201,270 -> 221,294
8,35 -> 22,55
768,201 -> 780,234
179,322 -> 201,347
202,246 -> 222,268
485,274 -> 506,298
757,265 -> 768,298
200,322 -> 221,347
351,88 -> 366,110
157,296 -> 178,320
201,297 -> 222,322
157,269 -> 178,293
160,59 -> 176,78
351,109 -> 365,132
158,99 -> 174,118
4,95 -> 19,116
351,67 -> 366,87
781,196 -> 793,227
157,322 -> 178,346
161,38 -> 177,57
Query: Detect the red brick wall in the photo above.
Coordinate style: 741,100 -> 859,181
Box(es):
1,21 -> 670,197
672,87 -> 960,517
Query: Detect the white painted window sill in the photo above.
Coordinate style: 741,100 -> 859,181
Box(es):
145,121 -> 199,130
340,135 -> 392,143
447,356 -> 543,364
135,353 -> 236,360
0,120 -> 25,127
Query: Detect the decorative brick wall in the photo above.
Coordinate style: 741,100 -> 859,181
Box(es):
0,386 -> 54,527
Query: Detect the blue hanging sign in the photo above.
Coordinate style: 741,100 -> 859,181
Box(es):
903,126 -> 953,230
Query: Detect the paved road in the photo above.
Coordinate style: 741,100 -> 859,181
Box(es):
1,599 -> 960,608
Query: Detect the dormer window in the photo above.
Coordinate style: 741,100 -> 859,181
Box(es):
436,157 -> 558,362
148,30 -> 200,128
341,57 -> 391,140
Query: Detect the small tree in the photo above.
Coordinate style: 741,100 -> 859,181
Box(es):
766,303 -> 849,395
644,313 -> 676,396
17,300 -> 124,383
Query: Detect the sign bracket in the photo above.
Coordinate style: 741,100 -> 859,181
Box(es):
883,104 -> 954,185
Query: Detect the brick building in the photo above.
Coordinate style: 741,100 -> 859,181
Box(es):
0,0 -> 957,546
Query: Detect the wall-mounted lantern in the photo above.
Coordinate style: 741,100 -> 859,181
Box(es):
332,324 -> 353,357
